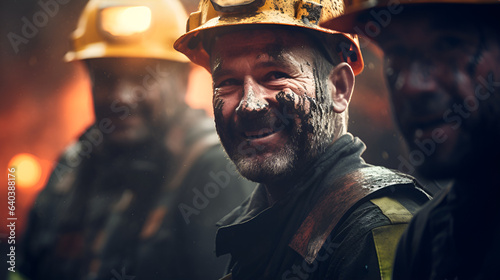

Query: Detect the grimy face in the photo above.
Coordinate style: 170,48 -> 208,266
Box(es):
87,58 -> 179,148
209,29 -> 341,184
376,9 -> 500,179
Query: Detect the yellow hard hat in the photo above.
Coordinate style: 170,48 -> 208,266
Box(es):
174,0 -> 365,75
321,0 -> 500,34
65,0 -> 189,63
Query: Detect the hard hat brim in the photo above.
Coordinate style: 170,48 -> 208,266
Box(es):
65,42 -> 190,63
174,10 -> 364,75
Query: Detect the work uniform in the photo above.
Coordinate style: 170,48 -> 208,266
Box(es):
216,134 -> 430,280
19,109 -> 255,280
393,182 -> 500,280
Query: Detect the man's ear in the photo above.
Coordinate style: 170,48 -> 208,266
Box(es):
329,62 -> 355,113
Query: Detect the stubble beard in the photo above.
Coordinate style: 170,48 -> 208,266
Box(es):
228,121 -> 301,184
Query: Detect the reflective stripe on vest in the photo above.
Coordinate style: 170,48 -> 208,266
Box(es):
371,197 -> 414,280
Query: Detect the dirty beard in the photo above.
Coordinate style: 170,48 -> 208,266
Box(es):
227,91 -> 339,185
232,139 -> 297,184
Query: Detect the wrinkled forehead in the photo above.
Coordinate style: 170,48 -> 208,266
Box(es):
208,27 -> 314,68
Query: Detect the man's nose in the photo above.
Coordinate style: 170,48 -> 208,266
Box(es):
395,61 -> 439,97
109,79 -> 141,105
235,77 -> 269,118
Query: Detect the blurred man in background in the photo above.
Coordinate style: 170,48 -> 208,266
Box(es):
323,0 -> 500,278
18,0 -> 254,279
174,0 -> 430,279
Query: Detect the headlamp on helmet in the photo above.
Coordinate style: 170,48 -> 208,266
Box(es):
99,6 -> 152,39
210,0 -> 265,13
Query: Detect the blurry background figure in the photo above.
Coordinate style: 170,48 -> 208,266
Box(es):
323,0 -> 500,278
9,0 -> 254,279
349,47 -> 446,195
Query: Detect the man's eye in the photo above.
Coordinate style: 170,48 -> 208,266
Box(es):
216,78 -> 240,88
266,71 -> 289,81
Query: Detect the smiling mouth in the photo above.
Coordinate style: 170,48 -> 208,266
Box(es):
412,119 -> 445,131
242,126 -> 286,140
404,117 -> 450,139
405,112 -> 450,130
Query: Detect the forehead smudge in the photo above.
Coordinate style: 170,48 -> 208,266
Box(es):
211,55 -> 223,74
264,43 -> 285,62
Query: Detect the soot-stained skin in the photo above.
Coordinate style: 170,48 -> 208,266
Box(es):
210,28 -> 339,188
276,74 -> 336,160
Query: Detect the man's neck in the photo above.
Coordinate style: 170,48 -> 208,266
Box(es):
264,183 -> 291,204
262,141 -> 342,203
262,160 -> 313,204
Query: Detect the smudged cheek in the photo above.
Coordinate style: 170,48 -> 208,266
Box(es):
213,94 -> 241,126
213,95 -> 223,115
283,74 -> 315,97
276,77 -> 315,112
277,88 -> 315,117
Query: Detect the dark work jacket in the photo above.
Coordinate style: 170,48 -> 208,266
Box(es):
393,181 -> 500,280
18,109 -> 255,280
216,134 -> 430,280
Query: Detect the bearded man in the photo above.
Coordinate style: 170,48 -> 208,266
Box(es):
174,0 -> 431,279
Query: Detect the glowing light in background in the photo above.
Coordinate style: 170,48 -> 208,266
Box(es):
185,65 -> 214,117
8,153 -> 42,189
100,6 -> 152,37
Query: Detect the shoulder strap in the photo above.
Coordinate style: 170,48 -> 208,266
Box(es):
164,131 -> 220,191
288,166 -> 427,264
370,196 -> 415,280
140,130 -> 220,239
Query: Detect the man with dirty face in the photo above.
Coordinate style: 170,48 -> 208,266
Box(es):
175,0 -> 430,279
211,29 -> 347,191
323,1 -> 500,279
